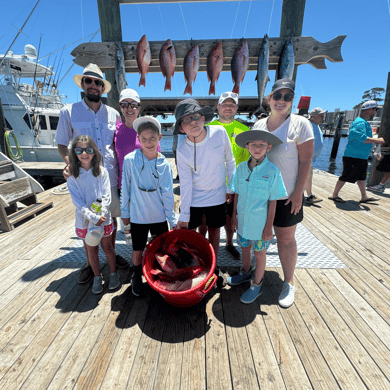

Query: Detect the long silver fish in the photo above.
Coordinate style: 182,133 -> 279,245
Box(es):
231,39 -> 249,95
255,34 -> 270,109
183,45 -> 199,95
115,42 -> 127,94
277,38 -> 294,80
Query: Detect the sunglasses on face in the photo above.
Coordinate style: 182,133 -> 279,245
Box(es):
221,92 -> 238,98
138,153 -> 159,192
181,113 -> 203,125
74,147 -> 95,155
83,77 -> 104,87
120,101 -> 140,109
272,92 -> 294,102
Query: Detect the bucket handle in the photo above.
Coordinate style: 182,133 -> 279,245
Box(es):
197,273 -> 217,298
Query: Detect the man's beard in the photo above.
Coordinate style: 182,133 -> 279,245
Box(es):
86,92 -> 101,103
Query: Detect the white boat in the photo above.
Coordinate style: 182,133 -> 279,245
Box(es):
0,44 -> 65,162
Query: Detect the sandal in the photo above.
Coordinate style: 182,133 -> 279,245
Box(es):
359,197 -> 379,203
328,196 -> 345,203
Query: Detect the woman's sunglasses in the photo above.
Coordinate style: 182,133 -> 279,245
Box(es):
120,102 -> 140,109
82,77 -> 104,87
272,92 -> 294,102
74,147 -> 95,155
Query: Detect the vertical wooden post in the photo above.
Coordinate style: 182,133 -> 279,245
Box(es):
0,98 -> 9,157
369,71 -> 390,185
279,0 -> 306,82
97,0 -> 122,111
330,112 -> 344,159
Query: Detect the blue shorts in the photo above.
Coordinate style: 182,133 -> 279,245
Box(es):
237,233 -> 266,252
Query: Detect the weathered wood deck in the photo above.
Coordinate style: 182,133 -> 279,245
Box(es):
1,162 -> 390,390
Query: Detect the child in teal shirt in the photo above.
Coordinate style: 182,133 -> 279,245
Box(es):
228,130 -> 287,304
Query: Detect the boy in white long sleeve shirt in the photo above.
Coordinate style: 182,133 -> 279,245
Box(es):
174,99 -> 235,284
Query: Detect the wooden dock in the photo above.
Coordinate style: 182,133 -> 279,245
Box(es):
1,163 -> 390,389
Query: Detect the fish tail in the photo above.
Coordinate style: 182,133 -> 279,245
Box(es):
183,82 -> 192,95
164,77 -> 172,92
232,83 -> 240,94
209,82 -> 215,95
139,74 -> 146,87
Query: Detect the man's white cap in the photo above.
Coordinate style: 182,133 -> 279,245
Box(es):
218,91 -> 239,105
309,107 -> 327,116
361,100 -> 379,110
119,88 -> 141,103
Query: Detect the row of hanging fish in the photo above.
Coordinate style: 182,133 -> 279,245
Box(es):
115,35 -> 294,98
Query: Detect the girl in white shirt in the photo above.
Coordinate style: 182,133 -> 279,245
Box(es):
67,135 -> 120,295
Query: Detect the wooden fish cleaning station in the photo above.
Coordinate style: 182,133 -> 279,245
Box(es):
2,1 -> 390,389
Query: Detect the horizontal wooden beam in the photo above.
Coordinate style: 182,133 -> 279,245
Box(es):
71,35 -> 346,73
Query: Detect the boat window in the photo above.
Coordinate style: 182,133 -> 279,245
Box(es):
23,113 -> 33,129
5,118 -> 13,130
39,115 -> 47,130
49,116 -> 59,130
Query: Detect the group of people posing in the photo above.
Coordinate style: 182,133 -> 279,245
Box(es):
55,63 -> 384,308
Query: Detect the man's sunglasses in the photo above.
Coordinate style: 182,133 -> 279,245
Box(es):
120,102 -> 141,109
272,92 -> 294,102
74,147 -> 95,155
181,113 -> 203,125
83,77 -> 104,87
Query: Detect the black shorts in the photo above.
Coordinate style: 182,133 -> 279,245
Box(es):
377,154 -> 390,172
130,221 -> 169,251
226,200 -> 234,218
273,197 -> 304,228
339,156 -> 368,183
188,203 -> 227,230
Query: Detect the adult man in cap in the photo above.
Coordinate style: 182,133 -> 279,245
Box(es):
207,91 -> 250,260
304,107 -> 326,204
55,63 -> 128,284
329,100 -> 385,203
174,99 -> 235,286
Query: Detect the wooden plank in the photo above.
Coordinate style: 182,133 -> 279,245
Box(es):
0,161 -> 16,181
99,293 -> 151,390
8,201 -> 53,225
204,288 -> 233,390
71,36 -> 346,72
305,269 -> 390,386
221,284 -> 260,389
0,177 -> 33,204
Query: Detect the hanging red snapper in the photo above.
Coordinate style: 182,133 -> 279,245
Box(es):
207,42 -> 223,95
183,45 -> 199,95
136,35 -> 151,87
231,40 -> 249,95
159,39 -> 176,92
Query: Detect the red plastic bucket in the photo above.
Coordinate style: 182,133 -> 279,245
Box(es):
142,229 -> 217,308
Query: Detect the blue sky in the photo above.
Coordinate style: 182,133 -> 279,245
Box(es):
1,0 -> 390,114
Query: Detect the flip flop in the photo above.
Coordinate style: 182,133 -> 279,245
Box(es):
359,197 -> 379,203
328,196 -> 345,203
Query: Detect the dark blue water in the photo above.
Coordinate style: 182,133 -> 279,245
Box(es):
160,135 -> 349,177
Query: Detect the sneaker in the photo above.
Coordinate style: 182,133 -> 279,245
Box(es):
228,267 -> 252,286
367,184 -> 385,193
306,194 -> 323,204
279,282 -> 295,308
225,244 -> 240,260
78,263 -> 93,284
108,272 -> 120,290
116,254 -> 129,268
92,276 -> 104,295
240,280 -> 263,304
131,273 -> 144,297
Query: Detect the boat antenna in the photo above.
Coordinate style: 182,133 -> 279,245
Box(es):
57,29 -> 100,87
46,55 -> 57,88
0,0 -> 41,68
31,35 -> 43,122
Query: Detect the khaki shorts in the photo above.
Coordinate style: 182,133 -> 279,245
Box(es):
110,185 -> 121,218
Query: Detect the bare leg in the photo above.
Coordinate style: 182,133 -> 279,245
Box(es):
380,172 -> 390,185
85,244 -> 100,276
357,180 -> 369,201
224,215 -> 234,246
100,236 -> 117,273
304,172 -> 313,197
274,225 -> 297,285
111,216 -> 117,250
241,246 -> 252,273
208,227 -> 220,258
331,180 -> 346,198
253,248 -> 266,285
83,240 -> 90,266
198,215 -> 208,237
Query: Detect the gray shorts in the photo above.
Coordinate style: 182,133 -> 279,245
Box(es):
110,185 -> 121,218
